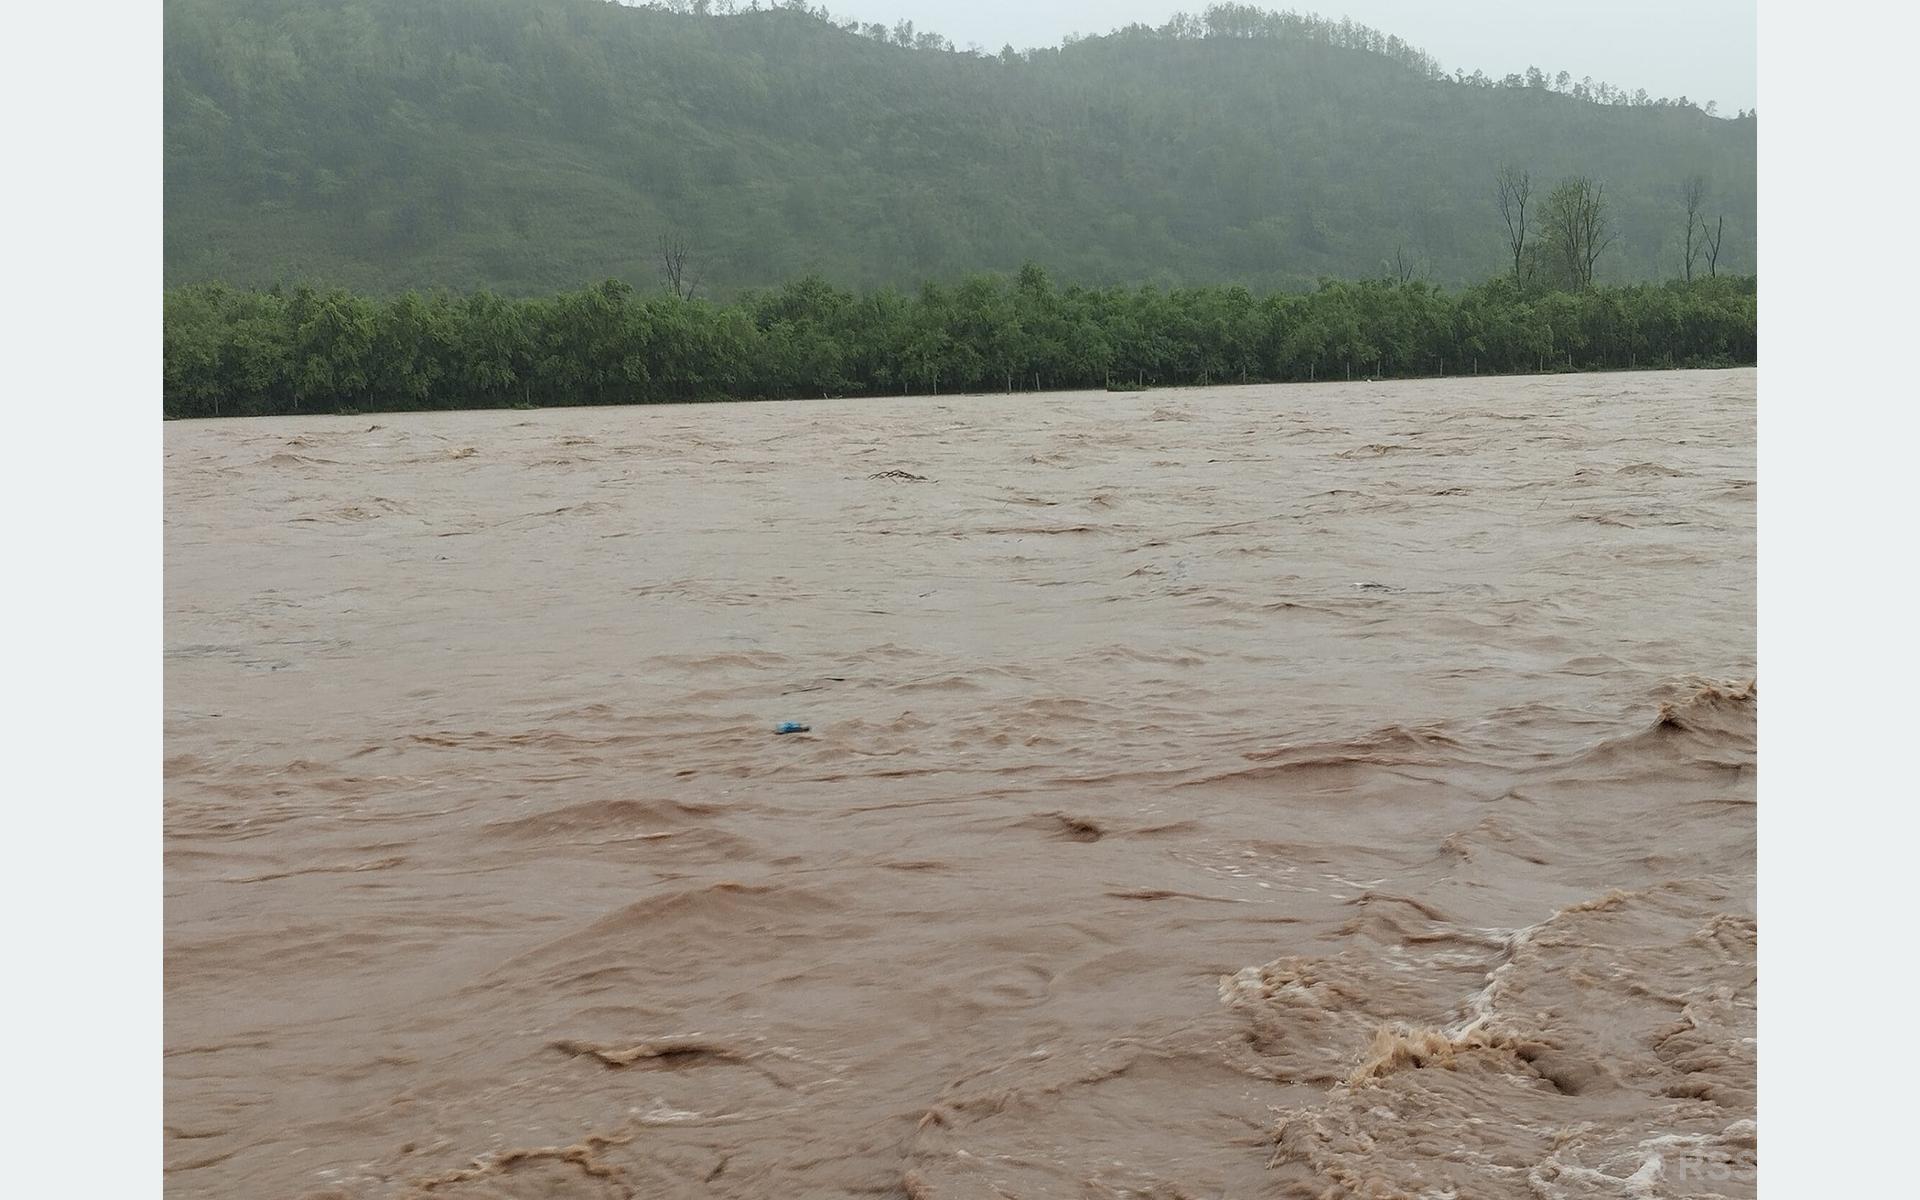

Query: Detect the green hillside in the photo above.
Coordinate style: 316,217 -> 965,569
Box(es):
163,0 -> 1756,295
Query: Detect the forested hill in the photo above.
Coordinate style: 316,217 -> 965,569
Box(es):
164,0 -> 1756,296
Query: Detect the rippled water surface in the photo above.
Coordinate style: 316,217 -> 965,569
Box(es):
165,370 -> 1756,1198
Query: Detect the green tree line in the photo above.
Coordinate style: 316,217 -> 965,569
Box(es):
164,267 -> 1755,418
831,0 -> 1745,114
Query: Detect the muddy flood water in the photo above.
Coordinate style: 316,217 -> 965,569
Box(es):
165,370 -> 1756,1199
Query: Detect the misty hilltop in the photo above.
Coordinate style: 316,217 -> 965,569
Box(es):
164,0 -> 1756,295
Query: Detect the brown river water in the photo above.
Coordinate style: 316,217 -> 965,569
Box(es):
165,370 -> 1756,1199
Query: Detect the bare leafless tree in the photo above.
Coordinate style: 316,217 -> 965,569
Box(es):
1681,176 -> 1707,282
1389,246 -> 1416,284
658,232 -> 699,301
1495,166 -> 1531,283
1576,181 -> 1618,287
1703,215 -> 1725,278
1542,175 -> 1617,289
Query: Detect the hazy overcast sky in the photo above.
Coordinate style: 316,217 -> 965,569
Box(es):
819,1 -> 1757,111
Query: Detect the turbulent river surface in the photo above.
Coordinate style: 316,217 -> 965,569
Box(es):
165,370 -> 1756,1199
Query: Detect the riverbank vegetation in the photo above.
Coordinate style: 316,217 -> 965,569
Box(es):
164,269 -> 1755,418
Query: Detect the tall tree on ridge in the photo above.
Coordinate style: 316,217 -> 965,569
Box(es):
1496,166 -> 1532,284
1681,175 -> 1708,282
658,233 -> 700,301
1542,176 -> 1617,289
1703,215 -> 1726,278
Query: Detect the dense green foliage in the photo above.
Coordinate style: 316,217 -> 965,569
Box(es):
164,268 -> 1756,418
166,0 -> 1755,295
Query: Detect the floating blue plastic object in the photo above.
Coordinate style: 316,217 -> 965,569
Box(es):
774,722 -> 811,735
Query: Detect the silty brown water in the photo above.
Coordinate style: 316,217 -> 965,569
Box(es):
164,369 -> 1756,1198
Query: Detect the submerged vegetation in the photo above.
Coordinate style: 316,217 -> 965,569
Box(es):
164,268 -> 1755,418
